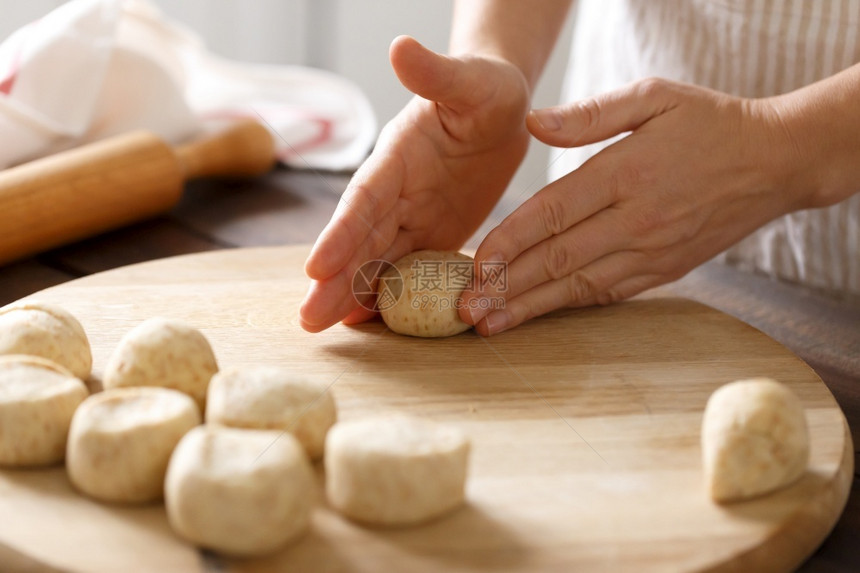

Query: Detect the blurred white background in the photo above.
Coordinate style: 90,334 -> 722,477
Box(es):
1,0 -> 573,212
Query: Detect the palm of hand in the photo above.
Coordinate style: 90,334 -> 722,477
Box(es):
385,69 -> 530,250
300,42 -> 529,332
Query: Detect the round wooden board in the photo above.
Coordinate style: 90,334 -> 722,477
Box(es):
0,245 -> 852,573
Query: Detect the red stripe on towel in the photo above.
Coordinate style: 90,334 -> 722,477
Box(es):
0,18 -> 40,96
201,108 -> 334,162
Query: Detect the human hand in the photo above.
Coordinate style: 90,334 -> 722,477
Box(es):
300,35 -> 530,332
460,78 -> 810,336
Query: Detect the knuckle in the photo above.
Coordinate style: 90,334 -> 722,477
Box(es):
575,98 -> 603,133
642,247 -> 668,268
538,196 -> 568,237
489,220 -> 520,257
606,162 -> 651,204
614,161 -> 651,189
636,76 -> 671,99
543,242 -> 572,281
565,271 -> 597,304
361,185 -> 381,215
596,288 -> 625,306
603,166 -> 624,205
629,205 -> 667,237
377,120 -> 398,144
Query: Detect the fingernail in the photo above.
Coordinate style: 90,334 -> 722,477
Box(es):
484,310 -> 510,335
531,108 -> 562,132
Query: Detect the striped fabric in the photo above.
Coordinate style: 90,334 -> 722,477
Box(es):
550,0 -> 860,295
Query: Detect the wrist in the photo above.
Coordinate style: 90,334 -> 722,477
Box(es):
449,0 -> 572,93
762,68 -> 860,210
749,97 -> 821,212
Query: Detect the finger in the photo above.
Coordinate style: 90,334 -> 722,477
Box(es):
473,164 -> 617,281
299,272 -> 354,333
473,251 -> 657,336
301,253 -> 377,332
389,35 -> 491,111
305,149 -> 403,280
460,207 -> 627,324
592,273 -> 667,306
299,231 -> 414,332
526,77 -> 681,148
340,231 -> 418,326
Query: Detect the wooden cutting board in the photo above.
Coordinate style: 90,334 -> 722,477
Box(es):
0,245 -> 852,573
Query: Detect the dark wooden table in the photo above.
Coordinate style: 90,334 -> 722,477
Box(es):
1,167 -> 858,572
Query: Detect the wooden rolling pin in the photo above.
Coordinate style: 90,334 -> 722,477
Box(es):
0,120 -> 276,266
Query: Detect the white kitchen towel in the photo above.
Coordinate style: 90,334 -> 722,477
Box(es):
0,0 -> 377,171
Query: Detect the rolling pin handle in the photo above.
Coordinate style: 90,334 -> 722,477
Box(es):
175,120 -> 277,180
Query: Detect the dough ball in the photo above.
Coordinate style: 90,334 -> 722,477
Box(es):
0,355 -> 88,466
702,377 -> 810,503
378,250 -> 474,338
103,317 -> 218,411
67,387 -> 201,503
325,416 -> 470,526
206,365 -> 336,460
165,425 -> 314,556
0,301 -> 92,379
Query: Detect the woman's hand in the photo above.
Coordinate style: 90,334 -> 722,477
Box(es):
460,77 -> 811,335
300,35 -> 530,332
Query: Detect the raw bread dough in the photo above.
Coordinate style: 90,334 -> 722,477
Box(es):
0,355 -> 88,466
206,365 -> 336,460
0,301 -> 92,379
325,415 -> 470,526
103,317 -> 218,411
379,250 -> 474,338
165,425 -> 314,556
66,386 -> 201,503
702,377 -> 810,503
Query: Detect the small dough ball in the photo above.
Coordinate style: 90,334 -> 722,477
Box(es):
326,416 -> 470,526
206,366 -> 336,460
0,355 -> 88,466
0,301 -> 92,379
165,425 -> 314,556
702,378 -> 809,503
67,387 -> 201,503
379,250 -> 474,338
103,317 -> 218,410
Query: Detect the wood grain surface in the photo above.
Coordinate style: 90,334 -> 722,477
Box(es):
0,245 -> 853,573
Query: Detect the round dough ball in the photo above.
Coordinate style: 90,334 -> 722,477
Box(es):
165,425 -> 314,556
379,250 -> 474,338
0,301 -> 92,379
67,387 -> 201,503
0,355 -> 88,466
325,416 -> 470,526
103,317 -> 218,411
702,377 -> 809,503
206,365 -> 336,460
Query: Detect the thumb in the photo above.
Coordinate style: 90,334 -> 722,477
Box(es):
389,35 -> 479,110
527,78 -> 680,148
